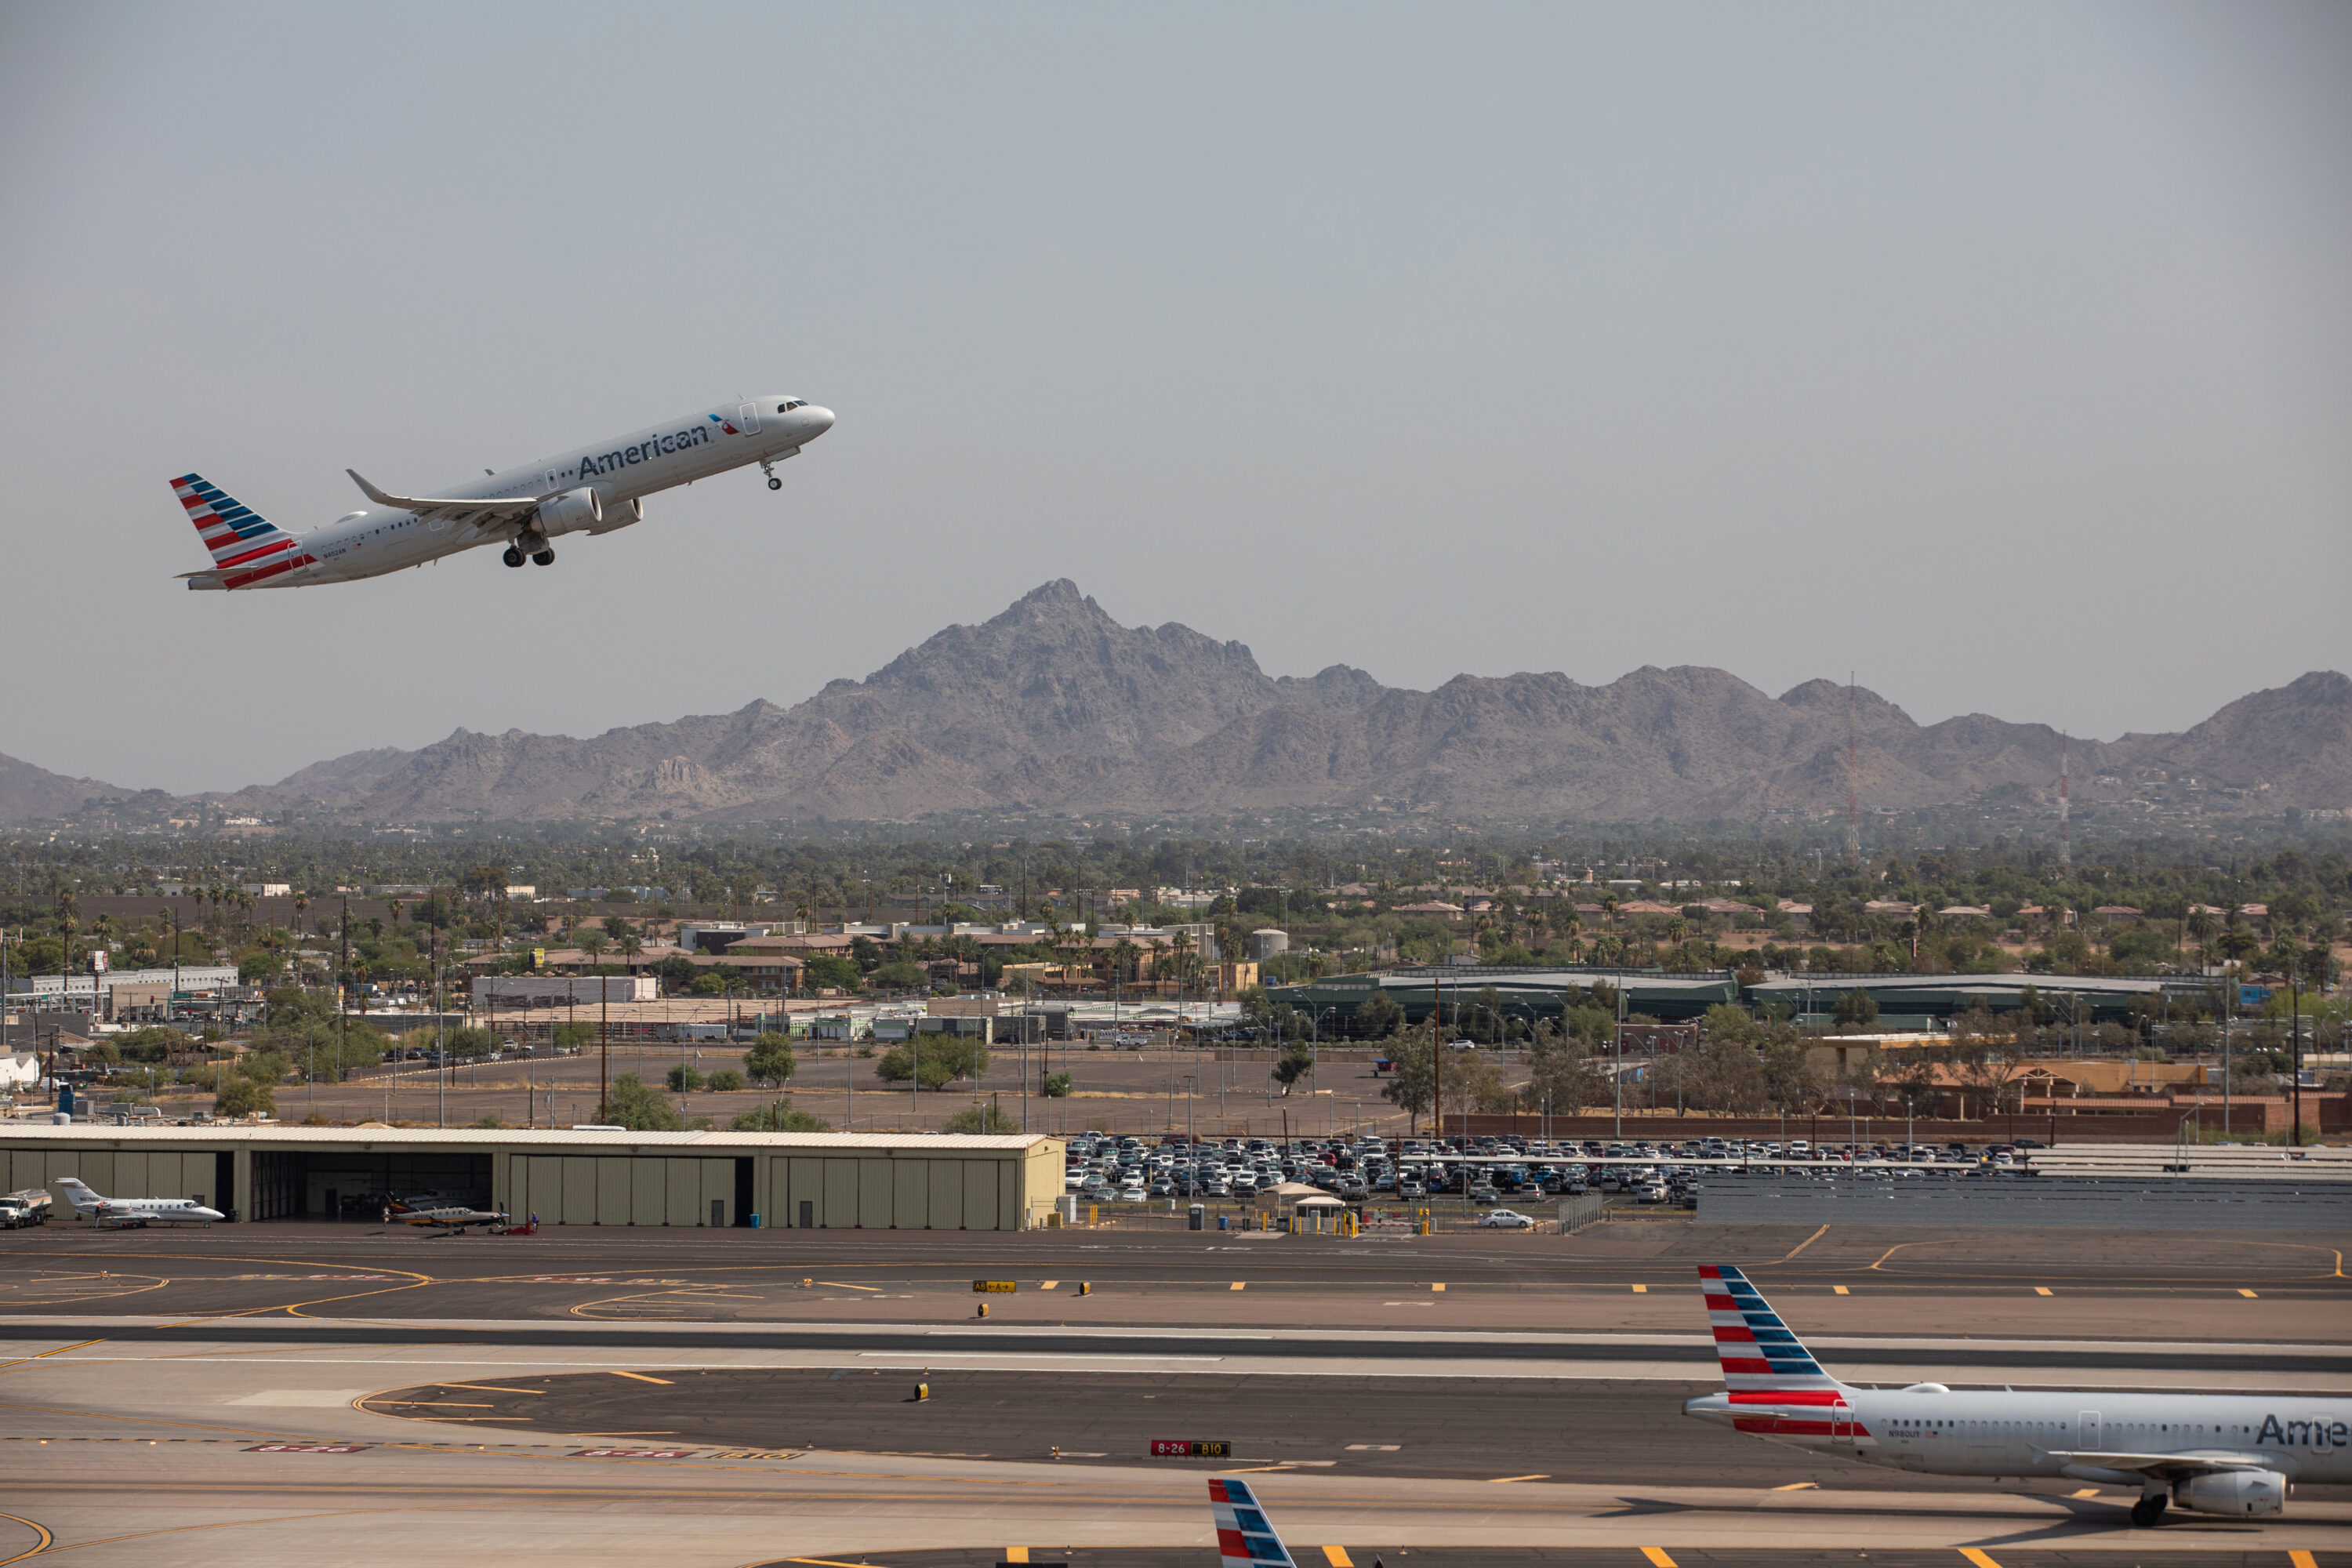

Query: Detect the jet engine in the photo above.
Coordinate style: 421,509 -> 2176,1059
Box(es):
2172,1470 -> 2285,1516
587,495 -> 643,535
536,487 -> 603,535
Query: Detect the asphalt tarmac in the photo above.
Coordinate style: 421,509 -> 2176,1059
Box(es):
1,1221 -> 2347,1563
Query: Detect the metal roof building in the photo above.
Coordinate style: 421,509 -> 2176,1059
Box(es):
0,1123 -> 1063,1232
1270,967 -> 1740,1031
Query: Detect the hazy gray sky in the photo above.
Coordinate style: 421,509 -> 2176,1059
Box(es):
4,2 -> 2346,794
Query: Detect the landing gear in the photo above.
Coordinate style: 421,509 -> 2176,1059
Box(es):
2129,1492 -> 2169,1527
768,476 -> 782,490
760,448 -> 796,490
501,545 -> 525,568
532,548 -> 554,566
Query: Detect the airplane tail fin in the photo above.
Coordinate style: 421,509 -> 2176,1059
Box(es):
1209,1475 -> 1298,1568
53,1176 -> 101,1209
169,474 -> 308,588
1700,1264 -> 1848,1396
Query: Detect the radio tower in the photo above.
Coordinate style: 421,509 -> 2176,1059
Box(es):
1843,673 -> 1861,866
2057,731 -> 2071,870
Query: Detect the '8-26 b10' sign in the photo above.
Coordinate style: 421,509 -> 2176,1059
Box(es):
1150,1439 -> 1230,1458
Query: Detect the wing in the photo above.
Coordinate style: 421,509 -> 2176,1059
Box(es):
2048,1449 -> 2277,1479
347,470 -> 544,527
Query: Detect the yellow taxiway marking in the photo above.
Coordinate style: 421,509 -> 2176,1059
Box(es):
1832,1285 -> 1849,1295
1041,1281 -> 1059,1290
1782,1223 -> 1830,1260
1770,1481 -> 1817,1490
1631,1283 -> 1646,1294
2032,1287 -> 2053,1297
1641,1549 -> 1677,1567
818,1281 -> 881,1292
1958,1550 -> 2003,1568
2239,1288 -> 2259,1298
0,1509 -> 54,1566
2288,1552 -> 2318,1568
2067,1487 -> 2100,1498
1322,1548 -> 1354,1566
368,1401 -> 491,1408
437,1384 -> 544,1396
1004,1548 -> 1029,1563
1431,1283 -> 1446,1292
786,1559 -> 878,1568
1489,1474 -> 1548,1483
608,1370 -> 673,1385
1231,1282 -> 1247,1290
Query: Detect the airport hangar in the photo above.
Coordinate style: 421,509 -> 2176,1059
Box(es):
0,1123 -> 1065,1231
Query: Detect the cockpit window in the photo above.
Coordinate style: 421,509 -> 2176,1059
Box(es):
779,400 -> 805,412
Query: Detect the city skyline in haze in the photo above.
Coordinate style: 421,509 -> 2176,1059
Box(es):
2,3 -> 2346,794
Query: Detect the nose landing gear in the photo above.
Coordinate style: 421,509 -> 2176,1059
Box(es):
760,448 -> 798,491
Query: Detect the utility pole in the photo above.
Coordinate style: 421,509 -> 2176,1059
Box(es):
1431,971 -> 1443,1145
2290,956 -> 2303,1149
2057,732 -> 2071,872
600,978 -> 610,1125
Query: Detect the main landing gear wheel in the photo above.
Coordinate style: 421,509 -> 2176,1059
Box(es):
532,548 -> 554,566
2129,1493 -> 2168,1527
501,545 -> 525,568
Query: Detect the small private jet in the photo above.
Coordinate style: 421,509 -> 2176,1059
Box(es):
54,1176 -> 224,1229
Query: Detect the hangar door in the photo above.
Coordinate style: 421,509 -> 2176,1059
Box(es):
510,1156 -> 743,1226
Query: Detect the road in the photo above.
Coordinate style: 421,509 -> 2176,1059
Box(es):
0,1221 -> 2344,1564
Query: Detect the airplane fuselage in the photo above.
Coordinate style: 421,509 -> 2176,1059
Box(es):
1686,1384 -> 2352,1484
187,395 -> 831,588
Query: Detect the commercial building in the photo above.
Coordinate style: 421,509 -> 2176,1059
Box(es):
0,1123 -> 1063,1230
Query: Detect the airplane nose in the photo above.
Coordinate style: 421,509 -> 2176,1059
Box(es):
803,406 -> 835,437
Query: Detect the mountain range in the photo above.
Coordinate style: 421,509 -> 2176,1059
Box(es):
4,580 -> 2347,826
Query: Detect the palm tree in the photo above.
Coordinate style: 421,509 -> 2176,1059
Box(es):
293,890 -> 310,939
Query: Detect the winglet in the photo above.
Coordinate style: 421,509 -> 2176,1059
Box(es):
346,469 -> 398,506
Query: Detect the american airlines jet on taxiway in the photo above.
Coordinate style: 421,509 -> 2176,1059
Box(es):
169,394 -> 833,589
1684,1263 -> 2351,1527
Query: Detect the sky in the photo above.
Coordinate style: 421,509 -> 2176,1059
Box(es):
2,2 -> 2347,794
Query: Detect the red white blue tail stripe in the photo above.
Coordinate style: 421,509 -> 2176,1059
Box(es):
1700,1263 -> 1844,1394
1209,1476 -> 1295,1568
172,474 -> 311,587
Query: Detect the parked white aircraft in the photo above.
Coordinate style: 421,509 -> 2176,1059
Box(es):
383,1196 -> 511,1235
54,1176 -> 224,1229
1682,1263 -> 2351,1526
171,394 -> 833,589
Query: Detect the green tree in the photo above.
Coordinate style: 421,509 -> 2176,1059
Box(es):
604,1072 -> 688,1131
743,1033 -> 797,1088
214,1076 -> 274,1117
706,1069 -> 746,1092
804,953 -> 862,991
729,1098 -> 831,1131
875,1044 -> 953,1090
1355,989 -> 1405,1039
1832,988 -> 1880,1029
1272,1042 -> 1316,1091
237,1050 -> 291,1085
869,960 -> 927,990
942,1102 -> 1019,1134
1040,1071 -> 1073,1098
550,1021 -> 597,1053
1380,1037 -> 1436,1129
666,1062 -> 707,1092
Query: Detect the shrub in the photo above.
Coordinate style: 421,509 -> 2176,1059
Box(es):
706,1069 -> 746,1092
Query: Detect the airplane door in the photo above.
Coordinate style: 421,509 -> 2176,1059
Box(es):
1831,1398 -> 1854,1445
735,401 -> 760,435
2078,1411 -> 2101,1448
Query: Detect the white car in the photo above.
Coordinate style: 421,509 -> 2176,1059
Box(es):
1479,1208 -> 1538,1229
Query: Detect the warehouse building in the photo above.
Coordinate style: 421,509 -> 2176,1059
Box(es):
0,1124 -> 1063,1231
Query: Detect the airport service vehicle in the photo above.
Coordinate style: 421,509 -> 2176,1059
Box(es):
385,1196 -> 512,1235
170,394 -> 834,590
53,1177 -> 223,1229
0,1188 -> 53,1228
1682,1262 -> 2352,1526
1210,1474 -> 1298,1568
1478,1208 -> 1538,1229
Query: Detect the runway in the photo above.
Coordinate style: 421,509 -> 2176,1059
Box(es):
0,1221 -> 2344,1563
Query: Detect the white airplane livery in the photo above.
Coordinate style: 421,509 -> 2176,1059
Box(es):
1682,1263 -> 2350,1526
54,1176 -> 224,1229
170,394 -> 833,590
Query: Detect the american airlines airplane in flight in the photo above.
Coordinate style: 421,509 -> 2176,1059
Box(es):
1683,1263 -> 2350,1526
169,394 -> 833,590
